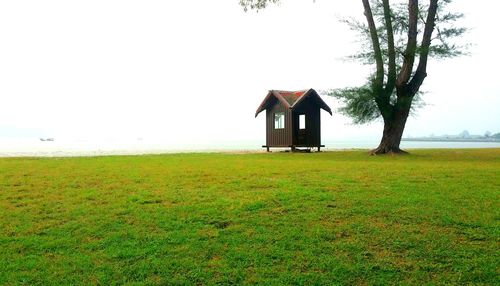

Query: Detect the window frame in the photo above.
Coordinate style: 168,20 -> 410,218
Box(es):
274,112 -> 285,129
299,114 -> 306,130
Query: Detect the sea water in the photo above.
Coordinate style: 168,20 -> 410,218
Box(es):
1,137 -> 499,157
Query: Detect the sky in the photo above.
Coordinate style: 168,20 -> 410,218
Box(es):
0,0 -> 498,145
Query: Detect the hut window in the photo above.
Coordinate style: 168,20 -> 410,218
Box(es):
299,114 -> 306,129
274,112 -> 285,129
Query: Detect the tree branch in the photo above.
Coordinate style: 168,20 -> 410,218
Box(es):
396,0 -> 418,89
362,0 -> 384,89
382,0 -> 397,94
362,0 -> 394,120
407,0 -> 438,95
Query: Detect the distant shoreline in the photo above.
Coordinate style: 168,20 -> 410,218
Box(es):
402,138 -> 500,143
2,147 -> 500,158
1,139 -> 500,158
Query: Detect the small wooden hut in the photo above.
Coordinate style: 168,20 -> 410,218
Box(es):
255,88 -> 332,151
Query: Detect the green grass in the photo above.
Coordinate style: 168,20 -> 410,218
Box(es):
0,149 -> 499,285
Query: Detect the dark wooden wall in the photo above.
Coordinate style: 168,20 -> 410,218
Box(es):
266,101 -> 293,147
292,97 -> 321,147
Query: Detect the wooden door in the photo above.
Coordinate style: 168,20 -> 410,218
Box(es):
297,114 -> 307,145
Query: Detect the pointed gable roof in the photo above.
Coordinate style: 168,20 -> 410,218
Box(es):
255,88 -> 332,117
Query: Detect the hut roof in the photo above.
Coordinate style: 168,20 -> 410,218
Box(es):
255,88 -> 332,117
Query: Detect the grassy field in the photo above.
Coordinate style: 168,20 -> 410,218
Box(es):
0,149 -> 499,285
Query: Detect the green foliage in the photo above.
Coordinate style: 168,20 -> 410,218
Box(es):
346,0 -> 467,64
239,0 -> 280,11
327,80 -> 426,124
329,83 -> 381,124
1,150 -> 499,284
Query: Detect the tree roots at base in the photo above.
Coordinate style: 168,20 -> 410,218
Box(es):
369,146 -> 409,155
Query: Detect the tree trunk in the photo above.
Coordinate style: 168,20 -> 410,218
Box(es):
371,105 -> 410,155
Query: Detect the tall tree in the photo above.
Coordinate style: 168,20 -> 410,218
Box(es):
240,0 -> 466,154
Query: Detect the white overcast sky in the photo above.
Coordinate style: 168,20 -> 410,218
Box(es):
0,0 -> 498,143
